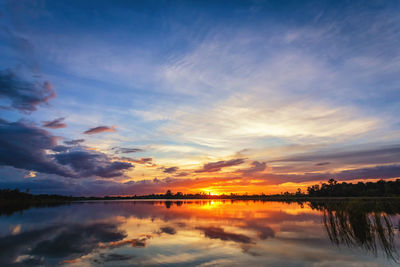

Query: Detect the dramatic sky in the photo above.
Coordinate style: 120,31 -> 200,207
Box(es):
1,0 -> 400,196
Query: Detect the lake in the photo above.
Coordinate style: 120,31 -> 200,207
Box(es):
0,200 -> 399,266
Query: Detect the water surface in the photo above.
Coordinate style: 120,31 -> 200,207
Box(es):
0,200 -> 399,266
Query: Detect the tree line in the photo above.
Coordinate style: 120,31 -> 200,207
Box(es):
2,179 -> 400,203
307,178 -> 400,197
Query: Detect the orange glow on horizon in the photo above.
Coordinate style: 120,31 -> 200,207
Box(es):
116,177 -> 400,197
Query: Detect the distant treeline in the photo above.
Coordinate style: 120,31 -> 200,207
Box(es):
0,189 -> 75,201
307,179 -> 400,197
2,179 -> 400,203
126,179 -> 400,199
0,189 -> 74,216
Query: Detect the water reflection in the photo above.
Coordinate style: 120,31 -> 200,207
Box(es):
310,200 -> 400,261
0,200 -> 399,266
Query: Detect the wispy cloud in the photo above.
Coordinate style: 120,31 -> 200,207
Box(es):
239,161 -> 267,174
115,156 -> 154,166
196,158 -> 245,173
271,144 -> 400,166
84,126 -> 116,135
163,166 -> 179,174
64,139 -> 85,145
42,117 -> 67,129
112,147 -> 144,154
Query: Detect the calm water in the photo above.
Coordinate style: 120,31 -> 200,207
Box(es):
0,200 -> 399,266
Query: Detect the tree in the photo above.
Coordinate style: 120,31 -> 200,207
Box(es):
165,190 -> 172,197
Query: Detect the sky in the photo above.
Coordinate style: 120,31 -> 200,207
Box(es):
0,0 -> 400,196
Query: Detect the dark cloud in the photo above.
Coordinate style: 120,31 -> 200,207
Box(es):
0,69 -> 56,113
112,147 -> 144,154
42,117 -> 66,129
159,226 -> 177,235
175,172 -> 189,177
116,156 -> 154,165
54,151 -> 133,178
196,158 -> 245,173
0,119 -> 74,177
163,166 -> 179,174
84,126 -> 116,135
316,162 -> 330,166
52,145 -> 70,152
240,161 -> 267,174
64,139 -> 85,145
333,164 -> 400,181
0,119 -> 133,178
196,226 -> 253,244
93,253 -> 135,264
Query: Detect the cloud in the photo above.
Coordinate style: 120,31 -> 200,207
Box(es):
116,156 -> 154,165
0,119 -> 133,178
196,158 -> 245,173
196,226 -> 253,244
333,164 -> 400,181
157,30 -> 383,151
240,161 -> 266,174
0,119 -> 73,177
316,162 -> 330,166
64,139 -> 85,145
252,164 -> 400,185
175,172 -> 189,177
0,69 -> 56,113
42,117 -> 67,129
84,126 -> 116,135
272,145 -> 400,165
24,171 -> 36,178
99,235 -> 152,249
54,151 -> 133,178
112,147 -> 144,154
135,158 -> 153,165
158,226 -> 177,235
93,253 -> 135,264
163,166 -> 179,174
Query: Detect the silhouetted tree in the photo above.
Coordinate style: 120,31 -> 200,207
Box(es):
310,200 -> 400,261
307,179 -> 400,197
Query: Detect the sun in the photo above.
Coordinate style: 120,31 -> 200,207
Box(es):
200,188 -> 221,196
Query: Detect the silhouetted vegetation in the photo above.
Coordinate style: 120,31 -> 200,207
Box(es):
107,179 -> 400,200
2,179 -> 400,215
309,200 -> 400,261
0,189 -> 74,216
307,179 -> 400,197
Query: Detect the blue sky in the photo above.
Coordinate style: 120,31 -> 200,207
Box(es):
0,0 -> 400,196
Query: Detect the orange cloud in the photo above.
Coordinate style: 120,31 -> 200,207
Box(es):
83,126 -> 116,134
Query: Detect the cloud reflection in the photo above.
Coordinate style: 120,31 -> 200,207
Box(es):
0,200 -> 398,266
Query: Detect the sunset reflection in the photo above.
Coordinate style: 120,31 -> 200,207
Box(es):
0,200 -> 399,266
